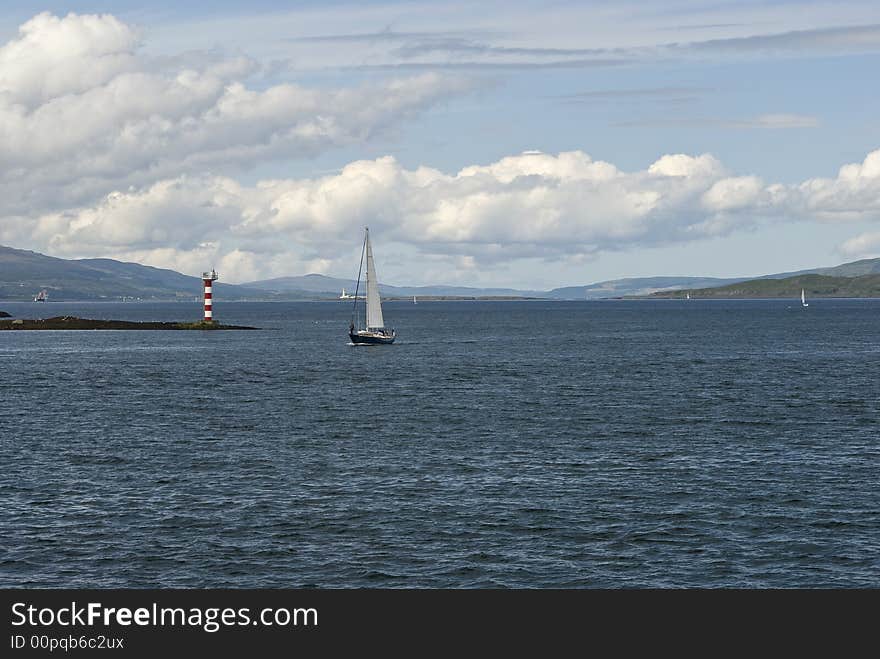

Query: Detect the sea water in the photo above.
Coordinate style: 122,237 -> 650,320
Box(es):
1,299 -> 878,587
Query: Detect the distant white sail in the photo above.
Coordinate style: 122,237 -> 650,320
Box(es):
801,288 -> 809,307
364,229 -> 385,329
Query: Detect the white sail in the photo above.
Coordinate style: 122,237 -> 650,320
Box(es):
801,289 -> 808,306
364,229 -> 385,329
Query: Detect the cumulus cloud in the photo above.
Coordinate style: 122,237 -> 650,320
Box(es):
15,148 -> 880,282
0,12 -> 140,107
839,231 -> 880,258
0,12 -> 474,218
3,12 -> 880,284
701,176 -> 763,211
794,150 -> 880,221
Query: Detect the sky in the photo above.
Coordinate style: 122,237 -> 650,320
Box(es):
1,1 -> 879,288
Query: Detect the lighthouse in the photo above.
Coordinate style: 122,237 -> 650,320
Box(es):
202,269 -> 218,322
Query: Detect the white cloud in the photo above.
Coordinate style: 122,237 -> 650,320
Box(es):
794,150 -> 880,221
701,176 -> 763,211
648,153 -> 723,177
0,12 -> 475,218
0,12 -> 140,107
3,12 -> 880,285
16,148 -> 880,283
35,176 -> 246,255
839,231 -> 880,258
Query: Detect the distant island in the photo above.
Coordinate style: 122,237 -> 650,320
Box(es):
648,273 -> 880,299
0,316 -> 258,330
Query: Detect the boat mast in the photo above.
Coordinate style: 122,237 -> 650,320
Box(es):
351,230 -> 367,329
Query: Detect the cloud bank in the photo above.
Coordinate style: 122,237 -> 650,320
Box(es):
0,12 -> 474,218
2,11 -> 880,283
16,148 -> 880,282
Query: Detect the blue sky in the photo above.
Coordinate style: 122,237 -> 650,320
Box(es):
1,1 -> 879,287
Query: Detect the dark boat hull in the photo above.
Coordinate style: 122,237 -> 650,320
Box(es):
350,331 -> 395,345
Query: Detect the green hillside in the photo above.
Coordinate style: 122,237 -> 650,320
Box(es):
651,273 -> 880,299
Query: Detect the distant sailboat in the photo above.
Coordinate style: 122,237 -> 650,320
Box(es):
34,289 -> 48,302
686,292 -> 691,300
801,289 -> 809,307
413,296 -> 417,304
349,228 -> 396,344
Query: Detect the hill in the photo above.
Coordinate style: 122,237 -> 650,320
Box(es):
0,245 -> 289,301
4,244 -> 880,302
640,257 -> 880,299
650,273 -> 880,299
761,257 -> 880,279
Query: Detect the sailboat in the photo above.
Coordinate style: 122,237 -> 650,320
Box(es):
349,228 -> 396,344
801,289 -> 809,307
34,289 -> 48,302
686,292 -> 691,300
413,296 -> 417,304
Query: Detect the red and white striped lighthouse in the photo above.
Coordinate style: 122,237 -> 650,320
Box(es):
202,269 -> 218,322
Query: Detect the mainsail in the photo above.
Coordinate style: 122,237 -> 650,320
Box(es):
364,229 -> 385,329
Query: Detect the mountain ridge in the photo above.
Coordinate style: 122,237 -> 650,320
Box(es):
2,243 -> 879,300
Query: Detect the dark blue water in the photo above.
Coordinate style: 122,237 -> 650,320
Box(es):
2,299 -> 878,587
